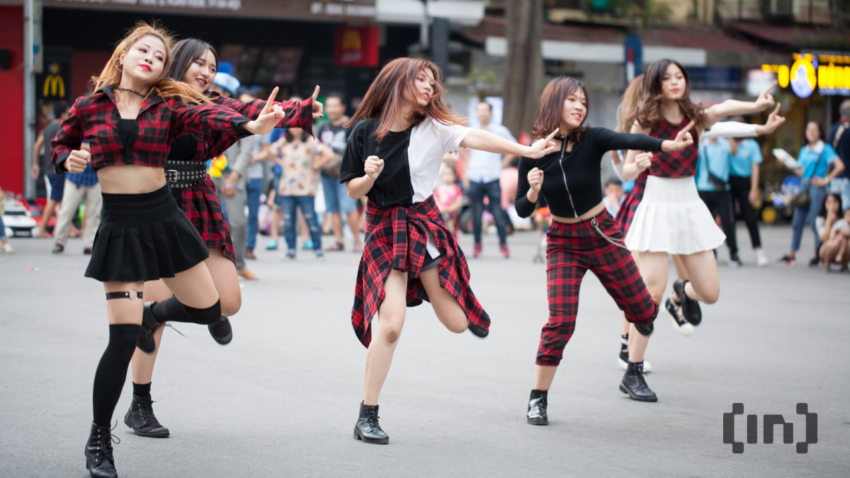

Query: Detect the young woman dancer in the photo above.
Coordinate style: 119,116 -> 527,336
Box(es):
611,81 -> 784,364
339,57 -> 558,444
126,38 -> 321,439
620,59 -> 775,367
516,77 -> 695,424
51,24 -> 282,478
779,121 -> 845,266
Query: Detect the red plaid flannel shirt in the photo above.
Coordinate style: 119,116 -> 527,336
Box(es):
51,85 -> 249,173
351,196 -> 491,348
204,93 -> 315,159
648,119 -> 700,178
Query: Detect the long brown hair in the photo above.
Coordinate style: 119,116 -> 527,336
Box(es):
616,74 -> 645,133
531,77 -> 589,143
344,57 -> 463,139
635,59 -> 705,131
92,22 -> 209,105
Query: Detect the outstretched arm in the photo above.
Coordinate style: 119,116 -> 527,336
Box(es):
703,81 -> 777,129
460,129 -> 559,159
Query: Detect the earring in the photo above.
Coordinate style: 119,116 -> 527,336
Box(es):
113,57 -> 123,71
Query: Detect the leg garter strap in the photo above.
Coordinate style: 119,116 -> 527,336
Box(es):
105,290 -> 143,301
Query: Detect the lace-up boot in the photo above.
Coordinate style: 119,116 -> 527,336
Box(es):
619,361 -> 658,402
124,394 -> 169,438
353,402 -> 389,444
527,389 -> 549,425
85,422 -> 119,478
208,316 -> 233,345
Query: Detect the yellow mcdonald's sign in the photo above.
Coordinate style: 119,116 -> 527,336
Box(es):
43,62 -> 65,98
342,29 -> 362,52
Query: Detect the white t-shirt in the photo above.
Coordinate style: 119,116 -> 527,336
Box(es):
466,123 -> 516,183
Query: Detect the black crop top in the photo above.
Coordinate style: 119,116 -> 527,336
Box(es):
515,127 -> 664,218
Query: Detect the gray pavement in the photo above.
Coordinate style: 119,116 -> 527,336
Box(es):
1,224 -> 848,477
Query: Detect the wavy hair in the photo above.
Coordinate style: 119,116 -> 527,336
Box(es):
344,57 -> 464,139
616,74 -> 645,133
531,77 -> 589,143
636,59 -> 705,131
92,22 -> 209,105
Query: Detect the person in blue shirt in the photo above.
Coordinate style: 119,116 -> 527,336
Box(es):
52,141 -> 101,255
696,137 -> 740,266
827,100 -> 850,213
726,117 -> 768,266
780,121 -> 846,266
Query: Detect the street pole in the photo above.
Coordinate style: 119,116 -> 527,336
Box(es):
23,0 -> 40,199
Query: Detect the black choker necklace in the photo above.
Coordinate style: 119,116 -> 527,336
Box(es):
115,87 -> 147,98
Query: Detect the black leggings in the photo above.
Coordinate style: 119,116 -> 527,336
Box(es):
698,190 -> 738,256
728,175 -> 762,249
93,324 -> 140,426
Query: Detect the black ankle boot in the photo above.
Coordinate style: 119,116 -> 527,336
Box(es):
136,303 -> 162,354
468,323 -> 489,338
85,422 -> 118,478
208,316 -> 233,345
527,389 -> 549,425
353,402 -> 389,444
124,394 -> 169,438
619,361 -> 658,402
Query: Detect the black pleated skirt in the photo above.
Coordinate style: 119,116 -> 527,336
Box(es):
85,185 -> 210,282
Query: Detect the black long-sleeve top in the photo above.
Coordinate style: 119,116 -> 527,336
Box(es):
515,127 -> 665,218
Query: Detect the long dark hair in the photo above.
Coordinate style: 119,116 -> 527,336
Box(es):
819,193 -> 842,218
636,59 -> 705,130
531,77 -> 589,143
344,57 -> 464,140
284,128 -> 310,143
169,39 -> 218,87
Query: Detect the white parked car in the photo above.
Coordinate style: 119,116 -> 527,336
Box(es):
3,198 -> 38,237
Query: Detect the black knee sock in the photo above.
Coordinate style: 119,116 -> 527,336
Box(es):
151,297 -> 221,325
133,382 -> 151,399
93,324 -> 140,427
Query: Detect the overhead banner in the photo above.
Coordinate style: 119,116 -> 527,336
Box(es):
334,26 -> 379,68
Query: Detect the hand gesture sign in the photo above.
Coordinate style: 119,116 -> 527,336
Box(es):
633,152 -> 653,173
311,85 -> 324,120
761,104 -> 785,134
244,87 -> 284,136
754,80 -> 777,112
526,129 -> 560,159
65,149 -> 91,173
364,155 -> 384,181
528,167 -> 544,193
662,121 -> 695,152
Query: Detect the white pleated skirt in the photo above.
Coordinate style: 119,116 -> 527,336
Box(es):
625,176 -> 725,255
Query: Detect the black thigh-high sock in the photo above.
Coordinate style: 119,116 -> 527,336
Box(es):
92,324 -> 140,427
151,297 -> 221,325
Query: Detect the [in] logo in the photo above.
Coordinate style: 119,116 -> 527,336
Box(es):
723,403 -> 817,454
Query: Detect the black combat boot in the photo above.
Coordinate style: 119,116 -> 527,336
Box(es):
124,394 -> 169,438
353,402 -> 389,444
136,303 -> 162,354
208,316 -> 233,345
85,422 -> 118,478
527,389 -> 549,425
619,361 -> 658,402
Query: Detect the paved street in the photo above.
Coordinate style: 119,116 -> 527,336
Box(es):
1,224 -> 848,477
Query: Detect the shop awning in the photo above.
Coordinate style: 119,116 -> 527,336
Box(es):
731,22 -> 850,48
464,17 -> 756,66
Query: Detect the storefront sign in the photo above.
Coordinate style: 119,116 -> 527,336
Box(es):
762,52 -> 850,98
44,0 -> 376,21
333,26 -> 378,68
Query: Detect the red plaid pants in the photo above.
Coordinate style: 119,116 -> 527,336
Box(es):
538,211 -> 657,366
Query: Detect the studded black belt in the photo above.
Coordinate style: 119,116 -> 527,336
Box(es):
165,160 -> 208,189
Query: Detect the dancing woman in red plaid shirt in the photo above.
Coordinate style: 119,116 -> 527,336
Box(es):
125,38 -> 322,440
619,60 -> 776,383
340,58 -> 558,445
515,77 -> 695,424
51,23 -> 284,478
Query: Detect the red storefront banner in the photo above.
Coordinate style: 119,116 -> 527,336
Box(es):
333,26 -> 378,67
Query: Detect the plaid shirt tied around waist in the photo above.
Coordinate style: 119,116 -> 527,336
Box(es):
351,195 -> 490,348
